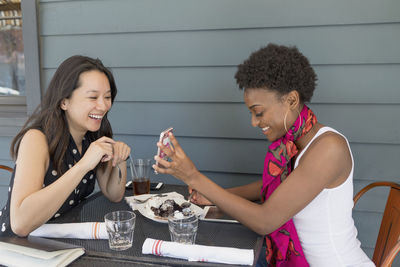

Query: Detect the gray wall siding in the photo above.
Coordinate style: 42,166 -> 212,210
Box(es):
0,0 -> 399,263
0,136 -> 13,207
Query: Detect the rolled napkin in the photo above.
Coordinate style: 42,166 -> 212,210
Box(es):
142,238 -> 254,265
29,222 -> 107,239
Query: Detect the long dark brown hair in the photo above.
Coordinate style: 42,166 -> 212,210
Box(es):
10,55 -> 117,175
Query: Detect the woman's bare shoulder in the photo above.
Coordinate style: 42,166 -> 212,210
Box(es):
21,129 -> 47,144
18,129 -> 49,161
314,130 -> 349,153
302,130 -> 352,187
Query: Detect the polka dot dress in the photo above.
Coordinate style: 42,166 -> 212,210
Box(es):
0,133 -> 96,236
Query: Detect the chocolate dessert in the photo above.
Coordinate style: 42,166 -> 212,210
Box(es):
150,199 -> 191,218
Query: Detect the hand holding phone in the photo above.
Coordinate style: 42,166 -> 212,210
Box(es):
155,127 -> 173,174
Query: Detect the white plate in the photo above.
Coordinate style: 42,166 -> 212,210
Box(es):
136,192 -> 204,223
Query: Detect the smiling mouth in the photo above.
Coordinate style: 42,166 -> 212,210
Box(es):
262,126 -> 270,133
89,114 -> 103,120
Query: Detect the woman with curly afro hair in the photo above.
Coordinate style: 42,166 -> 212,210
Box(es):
154,44 -> 374,267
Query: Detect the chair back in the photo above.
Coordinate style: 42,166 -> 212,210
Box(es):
354,181 -> 400,267
0,165 -> 13,173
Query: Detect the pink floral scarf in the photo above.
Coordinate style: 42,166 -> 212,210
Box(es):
261,104 -> 317,267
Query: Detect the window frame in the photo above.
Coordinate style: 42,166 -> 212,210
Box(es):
0,0 -> 41,137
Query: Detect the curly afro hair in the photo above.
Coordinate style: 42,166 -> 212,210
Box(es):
234,43 -> 317,103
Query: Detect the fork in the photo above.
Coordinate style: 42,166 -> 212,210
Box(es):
134,194 -> 167,203
116,165 -> 122,184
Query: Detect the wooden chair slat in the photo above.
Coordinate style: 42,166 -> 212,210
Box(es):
354,181 -> 400,267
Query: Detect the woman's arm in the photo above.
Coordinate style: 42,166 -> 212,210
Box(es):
190,180 -> 262,205
10,130 -> 95,236
10,131 -> 118,237
154,132 -> 351,235
96,141 -> 130,202
227,180 -> 263,201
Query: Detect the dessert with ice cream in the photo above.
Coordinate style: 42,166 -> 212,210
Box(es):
149,197 -> 191,218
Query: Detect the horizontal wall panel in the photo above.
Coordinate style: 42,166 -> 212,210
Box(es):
40,0 -> 400,35
0,176 -> 12,187
109,102 -> 258,139
0,187 -> 9,209
353,210 -> 382,249
41,23 -> 400,69
0,105 -> 27,114
352,143 -> 400,181
0,137 -> 12,161
42,67 -> 244,103
113,134 -> 400,182
353,180 -> 391,213
392,255 -> 400,267
115,134 -> 266,175
0,127 -> 22,137
2,123 -> 398,177
0,115 -> 25,137
362,247 -> 374,261
3,134 -> 396,201
393,257 -> 400,267
313,64 -> 400,104
0,117 -> 27,127
124,134 -> 398,211
197,171 -> 260,189
0,167 -> 12,185
109,103 -> 400,144
0,159 -> 13,187
128,170 -> 261,192
43,64 -> 400,104
318,104 -> 400,145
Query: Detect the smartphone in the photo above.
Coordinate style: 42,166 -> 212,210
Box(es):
125,180 -> 132,189
155,127 -> 173,174
126,181 -> 163,190
150,182 -> 164,190
201,206 -> 238,223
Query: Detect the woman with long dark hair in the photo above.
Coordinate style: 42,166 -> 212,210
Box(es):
0,55 -> 130,237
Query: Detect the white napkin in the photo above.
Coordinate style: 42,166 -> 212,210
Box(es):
29,222 -> 107,239
142,238 -> 254,265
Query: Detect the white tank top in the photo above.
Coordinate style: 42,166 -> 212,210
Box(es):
293,127 -> 374,267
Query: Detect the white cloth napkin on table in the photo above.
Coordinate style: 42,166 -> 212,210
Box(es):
29,222 -> 107,239
142,238 -> 254,265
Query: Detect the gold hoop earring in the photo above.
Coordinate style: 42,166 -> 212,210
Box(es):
284,108 -> 302,135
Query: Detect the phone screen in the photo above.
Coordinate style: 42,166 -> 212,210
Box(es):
202,206 -> 238,223
155,127 -> 173,173
150,182 -> 163,190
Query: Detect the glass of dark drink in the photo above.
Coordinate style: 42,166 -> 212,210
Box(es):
132,159 -> 151,195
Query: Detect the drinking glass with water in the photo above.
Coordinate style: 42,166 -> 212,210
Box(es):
168,211 -> 198,244
104,211 -> 136,250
